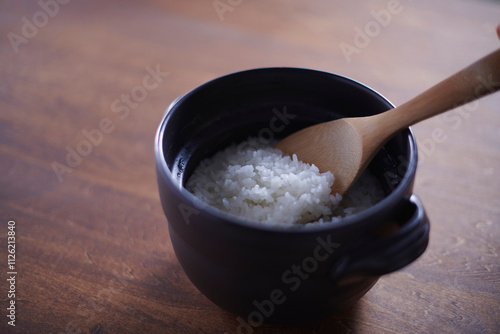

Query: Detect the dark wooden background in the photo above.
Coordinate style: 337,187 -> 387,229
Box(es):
1,0 -> 499,333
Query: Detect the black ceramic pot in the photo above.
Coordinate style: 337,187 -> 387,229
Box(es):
155,68 -> 429,326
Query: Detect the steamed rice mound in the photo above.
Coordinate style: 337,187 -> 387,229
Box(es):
186,138 -> 384,225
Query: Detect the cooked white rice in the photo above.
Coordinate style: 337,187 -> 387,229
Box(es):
186,137 -> 385,226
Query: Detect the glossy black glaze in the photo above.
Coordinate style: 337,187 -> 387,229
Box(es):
155,68 -> 429,324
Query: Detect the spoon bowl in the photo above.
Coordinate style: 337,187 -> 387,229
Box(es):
276,48 -> 500,195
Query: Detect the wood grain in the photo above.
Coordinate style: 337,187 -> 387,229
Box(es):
1,0 -> 499,333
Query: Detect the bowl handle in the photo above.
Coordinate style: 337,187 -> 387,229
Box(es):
330,194 -> 430,281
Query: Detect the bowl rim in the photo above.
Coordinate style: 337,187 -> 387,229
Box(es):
154,67 -> 418,234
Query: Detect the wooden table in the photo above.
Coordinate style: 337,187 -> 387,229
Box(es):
1,0 -> 499,333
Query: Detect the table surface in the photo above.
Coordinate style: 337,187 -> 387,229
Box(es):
1,0 -> 500,333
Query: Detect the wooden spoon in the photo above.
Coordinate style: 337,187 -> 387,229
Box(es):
275,48 -> 500,195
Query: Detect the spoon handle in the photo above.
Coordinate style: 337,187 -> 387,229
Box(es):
376,48 -> 500,135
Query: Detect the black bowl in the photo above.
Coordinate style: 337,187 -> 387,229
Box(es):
155,68 -> 429,326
